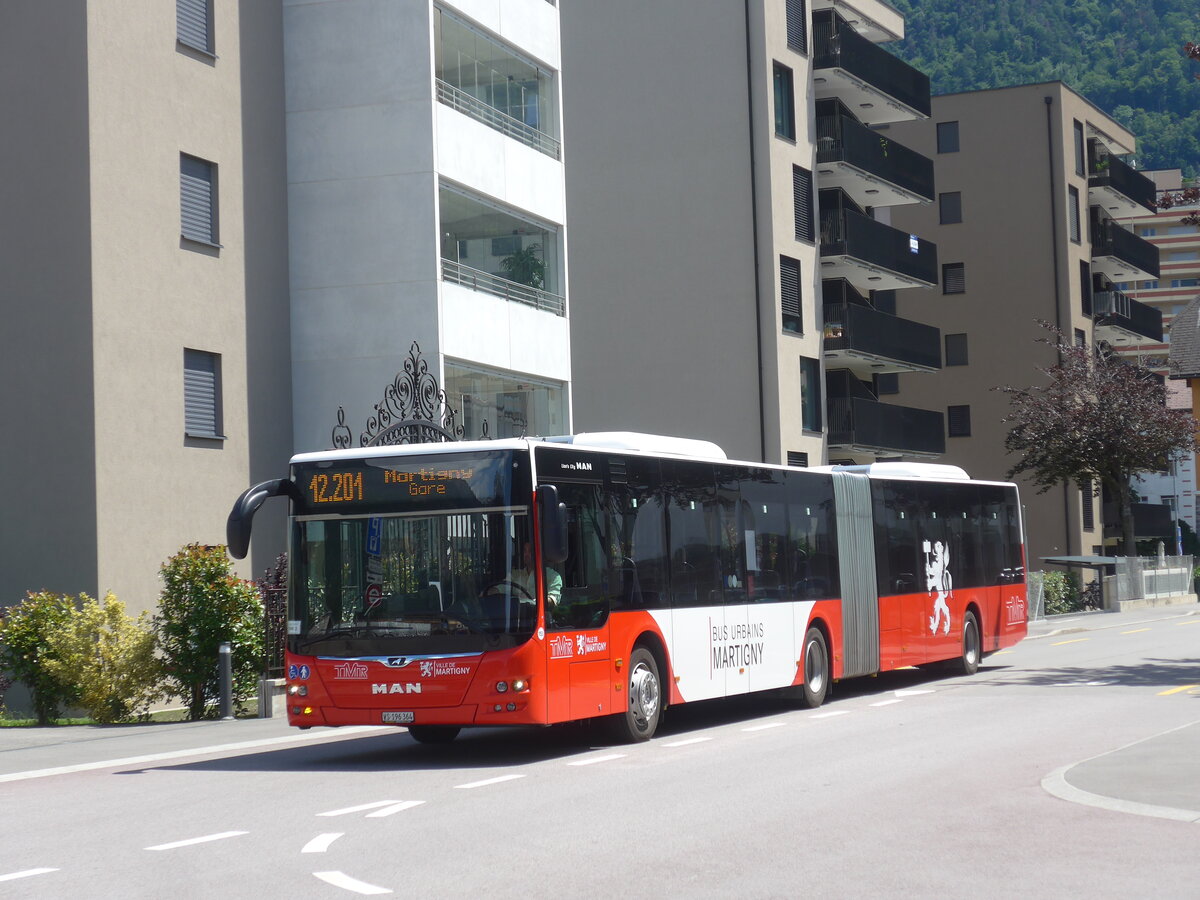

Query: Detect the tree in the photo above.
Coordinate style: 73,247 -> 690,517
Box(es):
997,326 -> 1200,555
0,592 -> 78,724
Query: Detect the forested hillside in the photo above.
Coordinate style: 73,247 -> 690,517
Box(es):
889,0 -> 1200,177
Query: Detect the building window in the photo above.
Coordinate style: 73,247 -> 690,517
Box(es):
180,154 -> 218,246
1073,120 -> 1085,176
1169,250 -> 1200,261
177,0 -> 213,55
1068,186 -> 1081,242
1080,260 -> 1092,316
936,121 -> 959,153
942,262 -> 966,294
1171,279 -> 1199,288
1082,479 -> 1095,530
1140,226 -> 1158,237
939,191 -> 962,225
1074,328 -> 1086,348
793,166 -> 814,243
787,451 -> 809,468
780,255 -> 802,333
947,404 -> 971,438
800,357 -> 822,432
874,373 -> 899,395
444,361 -> 566,439
944,333 -> 968,366
184,349 -> 223,439
785,0 -> 808,53
773,63 -> 795,140
1168,224 -> 1197,235
1142,280 -> 1159,289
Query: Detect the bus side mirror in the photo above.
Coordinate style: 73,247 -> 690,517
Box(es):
538,484 -> 569,565
227,478 -> 297,560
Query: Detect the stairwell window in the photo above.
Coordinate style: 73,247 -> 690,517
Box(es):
1068,186 -> 1081,243
780,255 -> 802,333
939,191 -> 962,225
942,262 -> 966,294
793,166 -> 814,243
184,349 -> 224,440
785,0 -> 808,54
177,0 -> 213,55
800,357 -> 822,433
773,63 -> 795,140
936,121 -> 959,153
944,333 -> 968,366
181,154 -> 218,247
947,405 -> 971,438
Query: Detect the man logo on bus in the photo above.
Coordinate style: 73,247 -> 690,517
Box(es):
923,539 -> 952,635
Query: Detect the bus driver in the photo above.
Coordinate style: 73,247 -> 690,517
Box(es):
512,542 -> 562,606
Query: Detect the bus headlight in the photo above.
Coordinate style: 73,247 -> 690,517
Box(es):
496,681 -> 509,693
288,684 -> 308,697
511,678 -> 528,692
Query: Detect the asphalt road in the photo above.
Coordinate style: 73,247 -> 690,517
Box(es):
3,606 -> 1198,898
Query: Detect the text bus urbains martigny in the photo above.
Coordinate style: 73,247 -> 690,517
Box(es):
228,433 -> 1027,743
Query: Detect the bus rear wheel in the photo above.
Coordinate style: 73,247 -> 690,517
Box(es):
801,626 -> 829,708
407,725 -> 461,744
957,611 -> 981,676
609,647 -> 662,743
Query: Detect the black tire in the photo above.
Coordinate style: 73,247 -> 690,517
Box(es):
957,610 -> 981,676
608,646 -> 662,742
407,725 -> 461,744
801,626 -> 829,708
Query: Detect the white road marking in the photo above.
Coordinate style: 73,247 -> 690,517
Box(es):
0,869 -> 59,882
741,722 -> 787,732
145,831 -> 248,851
0,725 -> 390,784
318,801 -> 404,817
894,689 -> 935,697
454,774 -> 526,789
870,699 -> 905,707
313,871 -> 392,895
809,710 -> 849,719
302,833 -> 344,854
568,753 -> 626,766
663,736 -> 714,745
365,801 -> 426,818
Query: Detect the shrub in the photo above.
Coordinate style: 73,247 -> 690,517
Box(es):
1040,570 -> 1084,616
155,544 -> 264,720
43,593 -> 164,724
0,592 -> 79,724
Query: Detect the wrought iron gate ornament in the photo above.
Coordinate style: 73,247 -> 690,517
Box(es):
331,341 -> 488,448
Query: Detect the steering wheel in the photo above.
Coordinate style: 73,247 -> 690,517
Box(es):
481,580 -> 534,601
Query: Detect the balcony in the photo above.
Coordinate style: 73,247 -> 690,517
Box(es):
823,300 -> 941,375
812,9 -> 931,126
819,190 -> 938,291
1093,289 -> 1163,345
826,396 -> 945,457
441,259 -> 564,315
1088,140 -> 1155,216
815,99 -> 934,208
436,80 -> 560,159
1090,210 -> 1160,282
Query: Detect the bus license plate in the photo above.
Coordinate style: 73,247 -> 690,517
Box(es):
382,711 -> 414,724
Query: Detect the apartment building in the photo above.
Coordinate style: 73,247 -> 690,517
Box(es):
284,0 -> 571,453
561,0 -> 942,466
886,83 -> 1163,563
0,2 -> 292,617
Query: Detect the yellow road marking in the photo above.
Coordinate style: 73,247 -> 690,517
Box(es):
1121,628 -> 1150,634
1052,638 -> 1088,646
1176,619 -> 1200,626
993,650 -> 1013,655
1157,684 -> 1199,696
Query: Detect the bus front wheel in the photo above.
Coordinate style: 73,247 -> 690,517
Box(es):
957,611 -> 981,676
801,627 -> 829,708
407,725 -> 461,744
609,647 -> 662,743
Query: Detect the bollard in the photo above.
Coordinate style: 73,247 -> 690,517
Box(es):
218,642 -> 233,720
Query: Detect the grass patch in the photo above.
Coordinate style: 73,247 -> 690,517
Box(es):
0,700 -> 261,727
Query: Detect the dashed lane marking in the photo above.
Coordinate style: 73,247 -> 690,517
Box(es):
809,710 -> 850,719
870,699 -> 905,707
992,650 -> 1014,655
1177,619 -> 1200,626
1052,638 -> 1089,646
894,689 -> 935,697
453,775 -> 525,790
145,831 -> 248,851
1157,684 -> 1199,696
318,801 -> 404,817
0,869 -> 59,882
313,871 -> 392,895
365,801 -> 426,817
567,753 -> 626,766
302,833 -> 344,854
1121,628 -> 1151,634
741,722 -> 787,732
663,736 -> 714,746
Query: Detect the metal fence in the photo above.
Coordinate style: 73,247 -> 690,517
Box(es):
262,585 -> 286,679
1114,556 -> 1193,602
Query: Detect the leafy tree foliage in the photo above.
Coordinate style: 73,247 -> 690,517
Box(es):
889,0 -> 1200,176
155,544 -> 264,720
998,327 -> 1200,554
0,592 -> 78,724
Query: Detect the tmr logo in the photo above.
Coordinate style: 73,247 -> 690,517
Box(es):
549,635 -> 574,659
372,683 -> 423,694
333,662 -> 368,680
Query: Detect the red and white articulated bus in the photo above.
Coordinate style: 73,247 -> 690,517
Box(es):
228,432 -> 1027,743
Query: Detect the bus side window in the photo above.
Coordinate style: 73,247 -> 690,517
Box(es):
548,483 -> 612,630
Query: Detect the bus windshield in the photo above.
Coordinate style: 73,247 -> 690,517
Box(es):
291,508 -> 538,656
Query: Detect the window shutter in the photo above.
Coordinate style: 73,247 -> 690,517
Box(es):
1081,480 -> 1095,530
785,0 -> 808,53
780,256 -> 801,332
947,405 -> 971,437
942,262 -> 966,294
184,349 -> 221,438
944,333 -> 968,366
181,155 -> 215,244
177,0 -> 212,53
1068,187 -> 1081,242
793,166 -> 814,243
787,451 -> 809,468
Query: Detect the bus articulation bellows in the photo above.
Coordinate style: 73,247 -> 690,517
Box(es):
228,433 -> 1027,743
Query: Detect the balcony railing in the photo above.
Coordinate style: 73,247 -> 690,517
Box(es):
1093,289 -> 1163,343
812,10 -> 931,121
823,302 -> 940,373
826,396 -> 945,456
1090,212 -> 1160,280
820,197 -> 938,288
815,100 -> 934,204
436,79 -> 561,160
441,258 -> 565,315
1088,143 -> 1156,214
